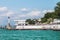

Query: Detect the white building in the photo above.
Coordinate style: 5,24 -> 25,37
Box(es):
14,20 -> 43,29
14,20 -> 27,26
53,19 -> 60,24
14,19 -> 60,30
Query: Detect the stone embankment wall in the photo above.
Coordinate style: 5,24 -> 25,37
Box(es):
16,24 -> 60,30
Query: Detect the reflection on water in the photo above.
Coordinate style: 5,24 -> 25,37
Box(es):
0,29 -> 60,40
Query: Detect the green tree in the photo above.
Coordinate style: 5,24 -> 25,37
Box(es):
26,19 -> 35,25
41,18 -> 47,23
41,2 -> 60,23
55,2 -> 60,18
44,12 -> 56,19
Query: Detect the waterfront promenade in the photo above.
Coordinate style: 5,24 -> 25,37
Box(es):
15,24 -> 60,30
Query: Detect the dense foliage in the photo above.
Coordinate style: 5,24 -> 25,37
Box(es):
26,19 -> 35,25
55,2 -> 60,18
26,2 -> 60,24
41,2 -> 60,23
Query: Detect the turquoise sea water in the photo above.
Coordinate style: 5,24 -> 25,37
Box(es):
0,29 -> 60,40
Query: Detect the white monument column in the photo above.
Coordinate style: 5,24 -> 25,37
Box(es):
6,17 -> 11,29
8,17 -> 10,24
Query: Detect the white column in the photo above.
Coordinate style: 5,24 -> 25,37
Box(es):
8,17 -> 10,24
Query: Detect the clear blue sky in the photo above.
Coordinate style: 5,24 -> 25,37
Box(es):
0,0 -> 60,26
0,0 -> 60,10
